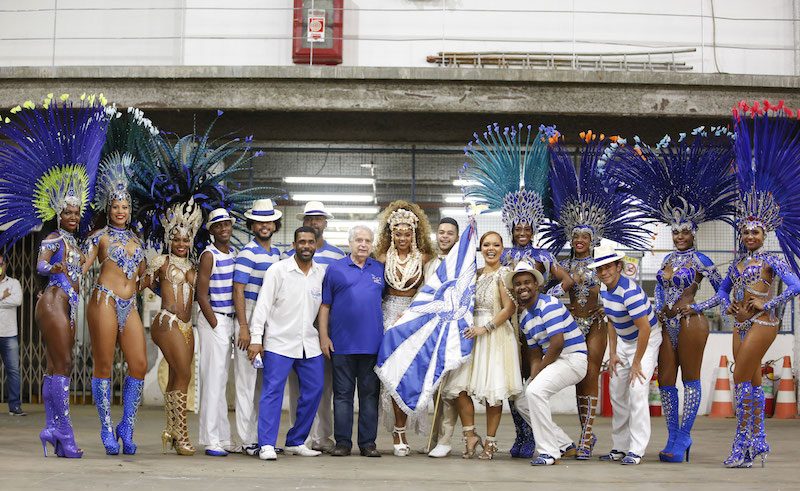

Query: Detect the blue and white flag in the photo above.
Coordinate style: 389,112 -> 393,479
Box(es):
375,222 -> 477,415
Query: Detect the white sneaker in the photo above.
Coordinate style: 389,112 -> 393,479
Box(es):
259,445 -> 278,461
428,444 -> 452,458
285,444 -> 322,457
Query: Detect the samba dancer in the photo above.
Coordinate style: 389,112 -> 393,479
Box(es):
692,100 -> 800,468
0,93 -> 109,458
612,127 -> 736,463
541,131 -> 651,460
375,200 -> 433,456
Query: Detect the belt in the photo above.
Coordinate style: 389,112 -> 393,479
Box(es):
214,312 -> 236,318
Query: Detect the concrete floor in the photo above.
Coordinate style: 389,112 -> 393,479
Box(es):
2,405 -> 799,491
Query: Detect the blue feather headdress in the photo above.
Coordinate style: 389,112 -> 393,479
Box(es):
732,100 -> 800,271
460,123 -> 554,235
540,131 -> 652,254
0,93 -> 110,249
610,126 -> 737,234
128,111 -> 285,253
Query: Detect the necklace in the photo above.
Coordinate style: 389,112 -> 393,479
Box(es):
567,256 -> 597,307
385,245 -> 422,291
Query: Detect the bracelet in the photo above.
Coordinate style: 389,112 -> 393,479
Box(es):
483,321 -> 496,332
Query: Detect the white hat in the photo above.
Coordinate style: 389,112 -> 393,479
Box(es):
587,243 -> 626,269
245,199 -> 282,222
505,260 -> 544,292
206,208 -> 236,228
296,200 -> 334,220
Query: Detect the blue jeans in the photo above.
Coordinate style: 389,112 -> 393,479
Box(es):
0,336 -> 21,411
331,354 -> 379,450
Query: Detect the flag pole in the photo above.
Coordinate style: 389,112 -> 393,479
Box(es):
426,378 -> 445,453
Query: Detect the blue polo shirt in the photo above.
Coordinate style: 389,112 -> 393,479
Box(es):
322,255 -> 385,355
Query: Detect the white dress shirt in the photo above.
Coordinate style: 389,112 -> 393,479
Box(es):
0,276 -> 22,337
249,256 -> 324,358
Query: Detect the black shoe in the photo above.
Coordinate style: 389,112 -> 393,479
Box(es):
9,408 -> 26,416
275,447 -> 284,454
330,445 -> 352,457
360,445 -> 381,457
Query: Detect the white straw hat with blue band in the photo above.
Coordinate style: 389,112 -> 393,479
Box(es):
244,199 -> 282,222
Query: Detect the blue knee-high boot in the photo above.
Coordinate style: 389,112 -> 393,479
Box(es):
116,376 -> 144,455
50,375 -> 83,458
92,377 -> 120,455
658,385 -> 679,462
750,385 -> 770,467
39,375 -> 56,456
508,400 -> 534,458
723,381 -> 753,468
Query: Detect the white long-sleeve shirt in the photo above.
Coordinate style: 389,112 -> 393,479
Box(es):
0,276 -> 23,337
249,256 -> 324,358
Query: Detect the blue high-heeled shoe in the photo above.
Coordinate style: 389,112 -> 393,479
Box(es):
115,376 -> 144,455
39,375 -> 56,457
658,385 -> 679,462
50,375 -> 83,458
92,377 -> 120,455
509,401 -> 534,458
660,429 -> 692,463
723,382 -> 753,468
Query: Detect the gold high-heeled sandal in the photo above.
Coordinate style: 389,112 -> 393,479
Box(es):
478,437 -> 498,460
170,390 -> 196,456
461,425 -> 483,459
161,391 -> 175,454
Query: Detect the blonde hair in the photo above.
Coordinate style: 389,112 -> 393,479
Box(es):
375,200 -> 434,258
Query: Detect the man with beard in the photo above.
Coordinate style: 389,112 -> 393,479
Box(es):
248,226 -> 326,460
285,201 -> 345,452
425,217 -> 463,457
232,199 -> 283,456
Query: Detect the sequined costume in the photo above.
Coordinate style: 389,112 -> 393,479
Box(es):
0,94 -> 111,460
699,100 -> 800,468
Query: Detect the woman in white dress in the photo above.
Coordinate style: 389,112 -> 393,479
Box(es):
375,200 -> 433,456
452,231 -> 522,459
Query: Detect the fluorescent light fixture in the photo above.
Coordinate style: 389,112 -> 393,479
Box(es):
284,176 -> 375,185
452,179 -> 479,187
444,196 -> 478,204
439,207 -> 501,217
326,206 -> 380,215
292,194 -> 373,203
327,220 -> 378,231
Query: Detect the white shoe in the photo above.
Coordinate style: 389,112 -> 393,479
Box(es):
259,445 -> 278,461
392,426 -> 411,457
428,444 -> 452,458
285,444 -> 322,457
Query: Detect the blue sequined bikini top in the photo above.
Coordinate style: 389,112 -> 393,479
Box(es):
501,244 -> 554,285
91,226 -> 144,279
656,249 -> 698,291
40,229 -> 82,283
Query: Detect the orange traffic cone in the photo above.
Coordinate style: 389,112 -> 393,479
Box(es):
773,355 -> 797,419
709,355 -> 734,418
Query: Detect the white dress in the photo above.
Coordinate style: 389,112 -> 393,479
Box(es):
462,266 -> 523,406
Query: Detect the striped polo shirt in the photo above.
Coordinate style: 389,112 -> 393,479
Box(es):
600,276 -> 657,342
284,240 -> 345,269
233,240 -> 281,319
203,243 -> 237,314
520,294 -> 587,355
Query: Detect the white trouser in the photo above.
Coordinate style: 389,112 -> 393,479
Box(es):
197,313 -> 258,448
433,398 -> 458,447
609,329 -> 662,457
288,355 -> 334,446
524,353 -> 588,457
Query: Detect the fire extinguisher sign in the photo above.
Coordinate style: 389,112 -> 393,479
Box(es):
307,9 -> 326,43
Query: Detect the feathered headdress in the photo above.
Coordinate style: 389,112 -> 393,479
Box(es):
610,126 -> 737,234
732,100 -> 800,270
128,111 -> 285,252
460,123 -> 555,235
161,199 -> 203,248
540,131 -> 652,254
0,93 -> 110,249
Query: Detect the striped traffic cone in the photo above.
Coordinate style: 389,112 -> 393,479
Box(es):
709,355 -> 734,418
773,355 -> 797,419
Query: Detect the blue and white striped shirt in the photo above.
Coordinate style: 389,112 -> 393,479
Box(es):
284,240 -> 345,269
600,276 -> 657,342
233,240 -> 281,319
203,243 -> 237,314
520,294 -> 587,355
